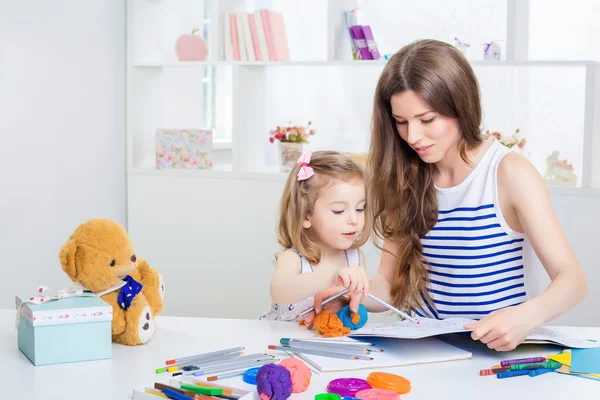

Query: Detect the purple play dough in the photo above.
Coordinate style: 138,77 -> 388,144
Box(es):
256,364 -> 293,400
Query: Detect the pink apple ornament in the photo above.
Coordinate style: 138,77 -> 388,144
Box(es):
175,28 -> 208,61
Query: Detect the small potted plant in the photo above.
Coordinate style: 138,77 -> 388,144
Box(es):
269,121 -> 316,172
486,128 -> 526,150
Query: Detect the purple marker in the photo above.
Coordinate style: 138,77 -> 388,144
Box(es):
500,357 -> 546,367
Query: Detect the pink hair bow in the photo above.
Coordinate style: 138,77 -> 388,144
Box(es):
297,152 -> 314,181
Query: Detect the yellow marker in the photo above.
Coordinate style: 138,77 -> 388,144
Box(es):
167,366 -> 179,373
145,388 -> 168,398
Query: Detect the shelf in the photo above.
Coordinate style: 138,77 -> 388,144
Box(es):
127,166 -> 600,196
128,166 -> 287,181
133,60 -> 600,68
133,60 -> 387,67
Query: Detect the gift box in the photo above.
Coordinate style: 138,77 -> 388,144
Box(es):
155,128 -> 213,169
15,293 -> 113,366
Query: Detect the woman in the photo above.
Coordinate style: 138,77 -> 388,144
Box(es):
314,39 -> 587,351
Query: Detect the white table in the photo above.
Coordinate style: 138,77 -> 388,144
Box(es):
2,310 -> 598,399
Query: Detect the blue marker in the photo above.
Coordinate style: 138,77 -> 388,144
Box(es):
163,387 -> 192,400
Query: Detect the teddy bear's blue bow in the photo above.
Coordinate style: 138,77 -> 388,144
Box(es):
118,275 -> 143,310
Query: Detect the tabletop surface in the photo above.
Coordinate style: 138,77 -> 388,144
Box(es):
2,309 -> 599,399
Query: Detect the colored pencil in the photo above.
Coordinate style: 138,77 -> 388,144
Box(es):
297,289 -> 350,318
280,342 -> 371,355
166,347 -> 245,365
280,339 -> 382,353
192,358 -> 277,377
206,366 -> 259,381
174,354 -> 274,375
367,293 -> 419,324
166,353 -> 268,373
158,351 -> 244,373
280,337 -> 374,347
269,345 -> 372,360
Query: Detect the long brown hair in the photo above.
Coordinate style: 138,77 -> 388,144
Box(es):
277,150 -> 372,265
368,39 -> 483,311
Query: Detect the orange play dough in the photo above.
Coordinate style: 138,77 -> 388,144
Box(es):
313,311 -> 350,337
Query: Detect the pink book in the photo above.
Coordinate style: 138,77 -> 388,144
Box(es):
247,13 -> 262,61
268,11 -> 290,61
230,14 -> 240,61
259,9 -> 276,61
349,25 -> 372,60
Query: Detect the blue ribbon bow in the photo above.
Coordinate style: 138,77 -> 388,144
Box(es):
118,275 -> 143,310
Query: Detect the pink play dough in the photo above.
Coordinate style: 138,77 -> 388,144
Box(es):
279,357 -> 312,393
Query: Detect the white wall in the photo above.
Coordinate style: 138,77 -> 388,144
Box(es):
128,175 -> 600,327
0,1 -> 126,309
529,0 -> 600,61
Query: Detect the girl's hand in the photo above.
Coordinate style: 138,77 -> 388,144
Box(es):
336,266 -> 369,296
464,303 -> 541,351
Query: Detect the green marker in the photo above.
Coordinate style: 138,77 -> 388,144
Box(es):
181,385 -> 223,396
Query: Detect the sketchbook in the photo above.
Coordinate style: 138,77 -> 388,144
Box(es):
349,317 -> 600,349
286,336 -> 472,373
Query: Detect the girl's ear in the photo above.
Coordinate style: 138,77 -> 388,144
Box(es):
302,219 -> 311,229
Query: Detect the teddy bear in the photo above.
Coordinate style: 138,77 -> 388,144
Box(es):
58,218 -> 165,346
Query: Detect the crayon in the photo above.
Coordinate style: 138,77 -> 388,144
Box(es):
529,368 -> 558,377
500,357 -> 546,367
497,369 -> 531,379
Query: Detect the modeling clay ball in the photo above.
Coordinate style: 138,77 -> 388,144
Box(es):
314,311 -> 350,337
256,363 -> 293,400
279,357 -> 312,393
366,372 -> 411,394
243,367 -> 261,385
337,304 -> 368,330
355,388 -> 401,400
327,378 -> 371,397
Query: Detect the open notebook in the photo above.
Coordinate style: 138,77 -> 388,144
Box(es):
349,317 -> 600,349
286,336 -> 472,373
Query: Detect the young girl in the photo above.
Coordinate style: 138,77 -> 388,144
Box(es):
362,39 -> 587,351
260,151 -> 372,326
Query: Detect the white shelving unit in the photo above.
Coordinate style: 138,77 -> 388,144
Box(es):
127,0 -> 600,189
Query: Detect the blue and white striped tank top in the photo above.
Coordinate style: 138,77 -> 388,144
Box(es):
416,139 -> 528,320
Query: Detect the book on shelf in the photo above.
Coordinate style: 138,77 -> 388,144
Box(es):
345,8 -> 380,60
223,9 -> 289,62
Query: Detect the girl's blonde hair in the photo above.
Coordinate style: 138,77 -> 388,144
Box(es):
368,39 -> 483,311
277,150 -> 371,265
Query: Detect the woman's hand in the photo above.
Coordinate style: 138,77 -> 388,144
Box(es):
464,303 -> 541,351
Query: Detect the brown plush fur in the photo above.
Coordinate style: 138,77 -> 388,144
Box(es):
59,219 -> 164,346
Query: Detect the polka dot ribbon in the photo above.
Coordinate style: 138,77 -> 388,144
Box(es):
15,283 -> 87,329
